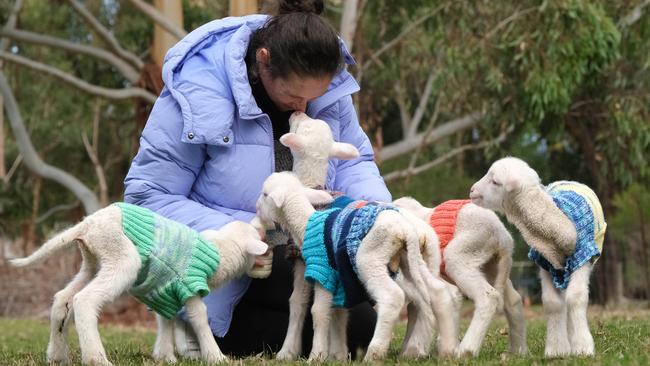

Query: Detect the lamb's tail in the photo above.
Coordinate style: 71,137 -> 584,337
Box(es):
10,222 -> 86,268
403,222 -> 434,321
493,228 -> 515,295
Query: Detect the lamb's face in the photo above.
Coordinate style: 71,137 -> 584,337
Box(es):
201,221 -> 268,268
255,172 -> 300,230
470,157 -> 540,212
283,112 -> 359,163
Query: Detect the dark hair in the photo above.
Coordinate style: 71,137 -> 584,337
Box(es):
247,0 -> 343,82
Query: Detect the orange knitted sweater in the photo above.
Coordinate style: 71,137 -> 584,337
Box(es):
428,200 -> 471,277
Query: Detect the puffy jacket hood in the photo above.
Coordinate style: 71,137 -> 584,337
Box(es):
161,14 -> 358,146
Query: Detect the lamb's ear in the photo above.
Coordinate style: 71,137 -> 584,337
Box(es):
246,240 -> 269,256
501,172 -> 521,192
330,142 -> 359,160
302,187 -> 334,206
279,133 -> 306,152
268,191 -> 285,208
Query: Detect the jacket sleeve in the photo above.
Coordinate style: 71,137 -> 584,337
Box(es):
332,95 -> 392,202
123,92 -> 255,232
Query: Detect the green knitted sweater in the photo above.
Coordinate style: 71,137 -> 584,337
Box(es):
115,203 -> 221,319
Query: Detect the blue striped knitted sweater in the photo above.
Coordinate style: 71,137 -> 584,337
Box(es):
528,182 -> 606,289
302,196 -> 397,308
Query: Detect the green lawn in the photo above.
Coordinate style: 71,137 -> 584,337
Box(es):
1,310 -> 649,365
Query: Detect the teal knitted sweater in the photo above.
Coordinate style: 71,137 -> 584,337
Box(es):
115,203 -> 221,319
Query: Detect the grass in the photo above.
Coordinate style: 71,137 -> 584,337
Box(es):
1,308 -> 649,365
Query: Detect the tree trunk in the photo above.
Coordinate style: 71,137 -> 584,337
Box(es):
229,0 -> 258,16
151,0 -> 184,69
0,96 -> 5,178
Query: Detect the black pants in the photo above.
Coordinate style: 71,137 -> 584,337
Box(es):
215,245 -> 377,359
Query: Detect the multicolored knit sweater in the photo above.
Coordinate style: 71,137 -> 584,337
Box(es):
302,196 -> 397,308
528,181 -> 607,289
115,203 -> 221,319
428,200 -> 471,277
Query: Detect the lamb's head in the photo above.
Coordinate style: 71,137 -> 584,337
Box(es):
200,221 -> 268,273
392,196 -> 431,221
255,172 -> 334,231
280,112 -> 359,186
470,157 -> 541,212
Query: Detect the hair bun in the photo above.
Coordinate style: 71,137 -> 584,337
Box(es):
276,0 -> 324,15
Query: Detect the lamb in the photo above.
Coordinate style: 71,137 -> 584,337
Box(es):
255,172 -> 457,361
393,196 -> 528,356
469,157 -> 607,357
276,112 -> 457,360
273,111 -> 361,361
10,203 -> 268,365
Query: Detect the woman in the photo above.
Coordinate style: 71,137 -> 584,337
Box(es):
124,0 -> 391,358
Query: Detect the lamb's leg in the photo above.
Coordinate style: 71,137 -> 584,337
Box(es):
565,264 -> 594,356
540,269 -> 570,357
356,256 -> 405,361
184,296 -> 227,364
308,284 -> 333,362
73,255 -> 140,366
329,308 -> 349,361
153,315 -> 177,363
503,279 -> 528,355
48,250 -> 96,364
447,264 -> 500,357
277,260 -> 311,361
399,277 -> 434,358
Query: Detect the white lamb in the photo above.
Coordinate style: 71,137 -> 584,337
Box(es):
255,172 -> 457,361
469,157 -> 606,357
393,196 -> 528,356
10,203 -> 268,365
277,112 -> 457,360
274,111 -> 361,361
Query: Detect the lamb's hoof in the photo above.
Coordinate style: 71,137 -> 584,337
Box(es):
455,346 -> 478,358
47,349 -> 69,364
152,351 -> 177,363
400,344 -> 427,359
307,351 -> 327,362
571,344 -> 595,357
363,346 -> 387,362
84,356 -> 113,366
276,348 -> 299,361
509,345 -> 529,356
329,350 -> 349,361
544,347 -> 571,358
204,352 -> 228,364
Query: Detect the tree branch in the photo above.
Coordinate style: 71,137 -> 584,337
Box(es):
359,4 -> 445,73
407,69 -> 438,138
66,0 -> 144,70
0,70 -> 100,213
405,95 -> 443,183
393,80 -> 411,134
0,51 -> 157,103
35,202 -> 79,224
483,6 -> 537,40
0,28 -> 140,83
383,126 -> 511,182
618,0 -> 650,29
0,0 -> 23,52
378,112 -> 484,161
82,100 -> 109,206
126,0 -> 187,40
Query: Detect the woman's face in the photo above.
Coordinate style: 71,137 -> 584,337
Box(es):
257,48 -> 332,112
